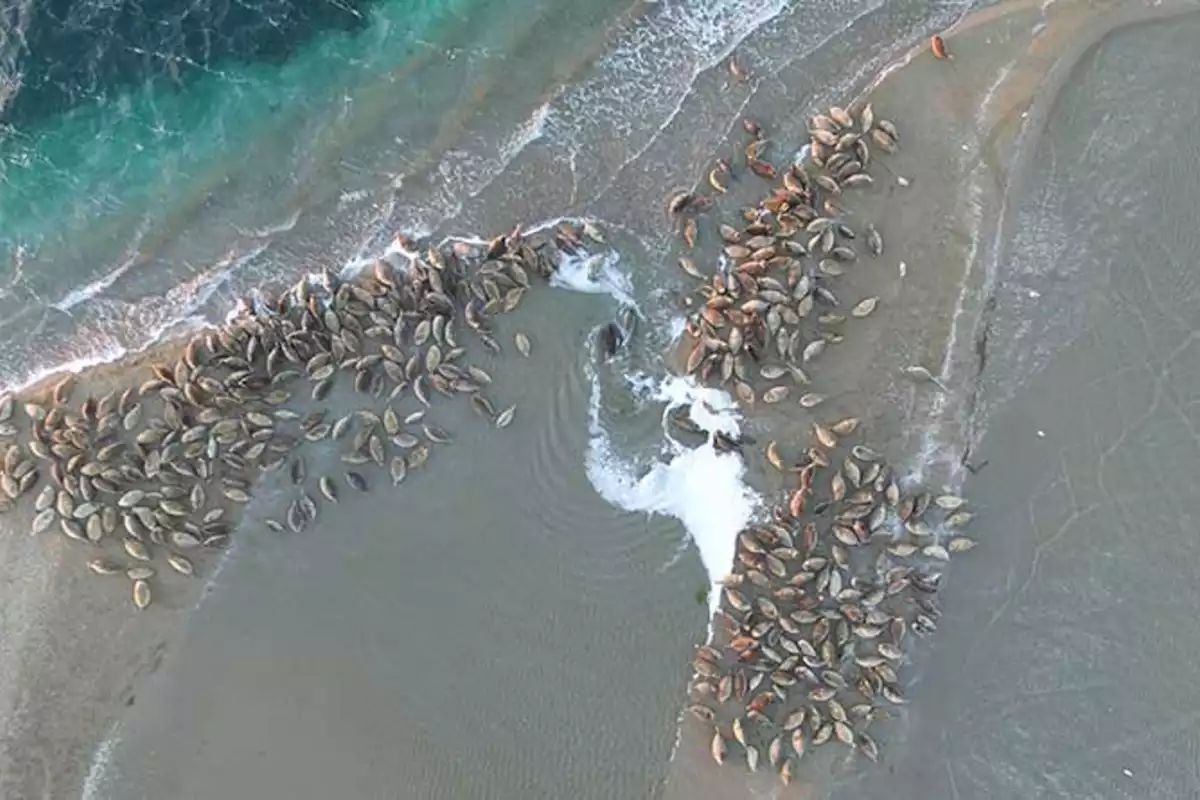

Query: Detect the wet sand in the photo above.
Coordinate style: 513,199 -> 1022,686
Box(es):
914,6 -> 1200,798
0,344 -> 209,800
7,0 -> 1200,797
665,0 -> 1200,797
73,283 -> 709,800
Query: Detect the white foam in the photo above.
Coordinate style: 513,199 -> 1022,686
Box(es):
549,248 -> 636,308
584,369 -> 760,626
664,315 -> 688,344
349,0 -> 797,262
238,208 -> 302,239
492,102 -> 550,182
1,262 -> 234,394
341,241 -> 406,276
2,346 -> 130,394
52,258 -> 134,313
47,217 -> 151,312
588,0 -> 791,198
550,246 -> 759,618
336,188 -> 372,210
384,101 -> 552,237
80,719 -> 121,800
345,215 -> 642,311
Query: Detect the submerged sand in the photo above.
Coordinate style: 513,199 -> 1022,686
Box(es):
6,0 -> 1200,797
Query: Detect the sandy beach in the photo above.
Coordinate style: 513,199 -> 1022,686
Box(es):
5,0 -> 1200,797
0,343 -> 211,800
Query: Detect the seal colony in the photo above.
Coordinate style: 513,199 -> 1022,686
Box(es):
0,84 -> 975,792
668,98 -> 977,783
0,224 -> 599,611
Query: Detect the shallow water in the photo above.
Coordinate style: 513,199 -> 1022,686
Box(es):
10,0 -> 1200,797
82,291 -> 708,799
898,14 -> 1200,799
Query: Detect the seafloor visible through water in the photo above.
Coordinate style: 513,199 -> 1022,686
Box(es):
3,0 -> 1200,798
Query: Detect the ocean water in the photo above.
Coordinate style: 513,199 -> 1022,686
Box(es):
0,0 -> 1018,796
0,0 -> 979,392
0,0 -> 548,385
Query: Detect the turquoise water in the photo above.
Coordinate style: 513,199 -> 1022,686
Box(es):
0,0 -> 600,390
0,0 -> 489,252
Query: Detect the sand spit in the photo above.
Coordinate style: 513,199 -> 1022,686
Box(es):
662,0 -> 1200,796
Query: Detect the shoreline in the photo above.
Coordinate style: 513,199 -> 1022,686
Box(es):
3,1 -> 1031,795
4,0 -> 1200,797
0,232 -> 578,798
662,0 -> 1200,797
0,333 -> 209,800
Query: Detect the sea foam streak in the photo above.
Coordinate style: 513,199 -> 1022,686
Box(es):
547,244 -> 761,623
549,248 -> 637,309
0,259 -> 237,394
585,373 -> 760,623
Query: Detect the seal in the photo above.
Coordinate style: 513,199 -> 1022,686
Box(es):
708,168 -> 728,194
666,190 -> 694,215
597,322 -> 624,360
749,160 -> 778,180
